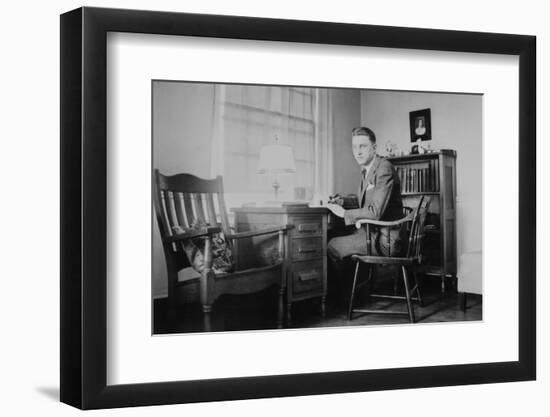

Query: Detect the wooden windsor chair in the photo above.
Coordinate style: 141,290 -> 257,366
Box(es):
347,196 -> 431,323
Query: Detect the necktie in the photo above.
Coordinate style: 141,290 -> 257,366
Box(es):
360,167 -> 367,207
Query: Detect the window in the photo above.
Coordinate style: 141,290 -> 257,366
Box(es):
210,84 -> 332,206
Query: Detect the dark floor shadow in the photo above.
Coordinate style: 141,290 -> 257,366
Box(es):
417,297 -> 441,308
36,386 -> 59,401
464,297 -> 483,310
416,303 -> 454,322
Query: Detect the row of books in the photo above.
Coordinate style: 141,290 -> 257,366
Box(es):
396,161 -> 439,193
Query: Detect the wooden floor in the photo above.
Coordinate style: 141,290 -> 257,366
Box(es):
153,273 -> 482,334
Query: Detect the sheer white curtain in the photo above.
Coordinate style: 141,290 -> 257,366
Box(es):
210,84 -> 333,207
313,88 -> 333,204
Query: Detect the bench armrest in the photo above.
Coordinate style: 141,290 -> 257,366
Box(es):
226,224 -> 294,240
165,226 -> 222,243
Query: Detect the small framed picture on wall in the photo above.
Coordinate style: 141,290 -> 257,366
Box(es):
410,108 -> 432,141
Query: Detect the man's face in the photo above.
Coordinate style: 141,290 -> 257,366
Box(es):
352,134 -> 376,166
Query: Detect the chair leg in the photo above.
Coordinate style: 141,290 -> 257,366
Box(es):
200,270 -> 214,332
347,262 -> 361,321
166,269 -> 178,323
287,302 -> 292,324
413,271 -> 423,307
277,287 -> 284,328
202,305 -> 212,332
401,265 -> 416,323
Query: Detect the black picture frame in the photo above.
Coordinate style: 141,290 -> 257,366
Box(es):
410,108 -> 432,142
60,6 -> 536,409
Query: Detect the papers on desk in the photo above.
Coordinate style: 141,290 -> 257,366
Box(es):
241,201 -> 310,208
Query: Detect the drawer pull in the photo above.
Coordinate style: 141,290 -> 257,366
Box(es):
298,247 -> 317,254
298,270 -> 320,282
298,223 -> 319,233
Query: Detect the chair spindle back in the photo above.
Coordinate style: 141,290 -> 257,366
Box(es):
153,170 -> 231,249
405,196 -> 432,261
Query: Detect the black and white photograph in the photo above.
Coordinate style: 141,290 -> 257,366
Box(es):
2,0 -> 546,413
152,82 -> 482,334
409,107 -> 432,143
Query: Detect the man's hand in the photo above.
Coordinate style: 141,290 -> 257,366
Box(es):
327,203 -> 345,218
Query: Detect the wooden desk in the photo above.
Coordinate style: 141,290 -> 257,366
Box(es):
232,206 -> 329,321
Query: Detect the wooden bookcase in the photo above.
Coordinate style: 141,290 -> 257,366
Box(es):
388,149 -> 457,292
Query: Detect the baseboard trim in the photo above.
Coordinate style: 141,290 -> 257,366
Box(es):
153,293 -> 168,300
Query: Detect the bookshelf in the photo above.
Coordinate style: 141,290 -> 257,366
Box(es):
388,149 -> 457,292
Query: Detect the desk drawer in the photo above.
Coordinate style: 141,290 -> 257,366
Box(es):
292,260 -> 324,296
292,237 -> 323,261
290,216 -> 323,237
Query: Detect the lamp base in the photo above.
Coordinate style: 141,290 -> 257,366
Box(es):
272,180 -> 280,201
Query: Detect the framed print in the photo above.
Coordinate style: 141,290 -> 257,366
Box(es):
409,108 -> 432,142
60,6 -> 536,410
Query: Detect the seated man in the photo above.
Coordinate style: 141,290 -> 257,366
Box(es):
327,126 -> 404,262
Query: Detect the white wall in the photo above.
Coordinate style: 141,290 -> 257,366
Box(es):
331,89 -> 362,195
153,82 -> 215,176
3,1 -> 547,417
152,82 -> 216,296
360,90 -> 483,260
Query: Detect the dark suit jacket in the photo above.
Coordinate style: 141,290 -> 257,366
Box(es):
343,156 -> 403,225
328,156 -> 404,259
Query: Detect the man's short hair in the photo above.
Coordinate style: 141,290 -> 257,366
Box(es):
351,126 -> 376,144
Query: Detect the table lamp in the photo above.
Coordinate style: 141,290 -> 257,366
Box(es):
257,137 -> 296,200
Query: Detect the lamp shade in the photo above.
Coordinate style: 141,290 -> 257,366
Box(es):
257,144 -> 296,174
